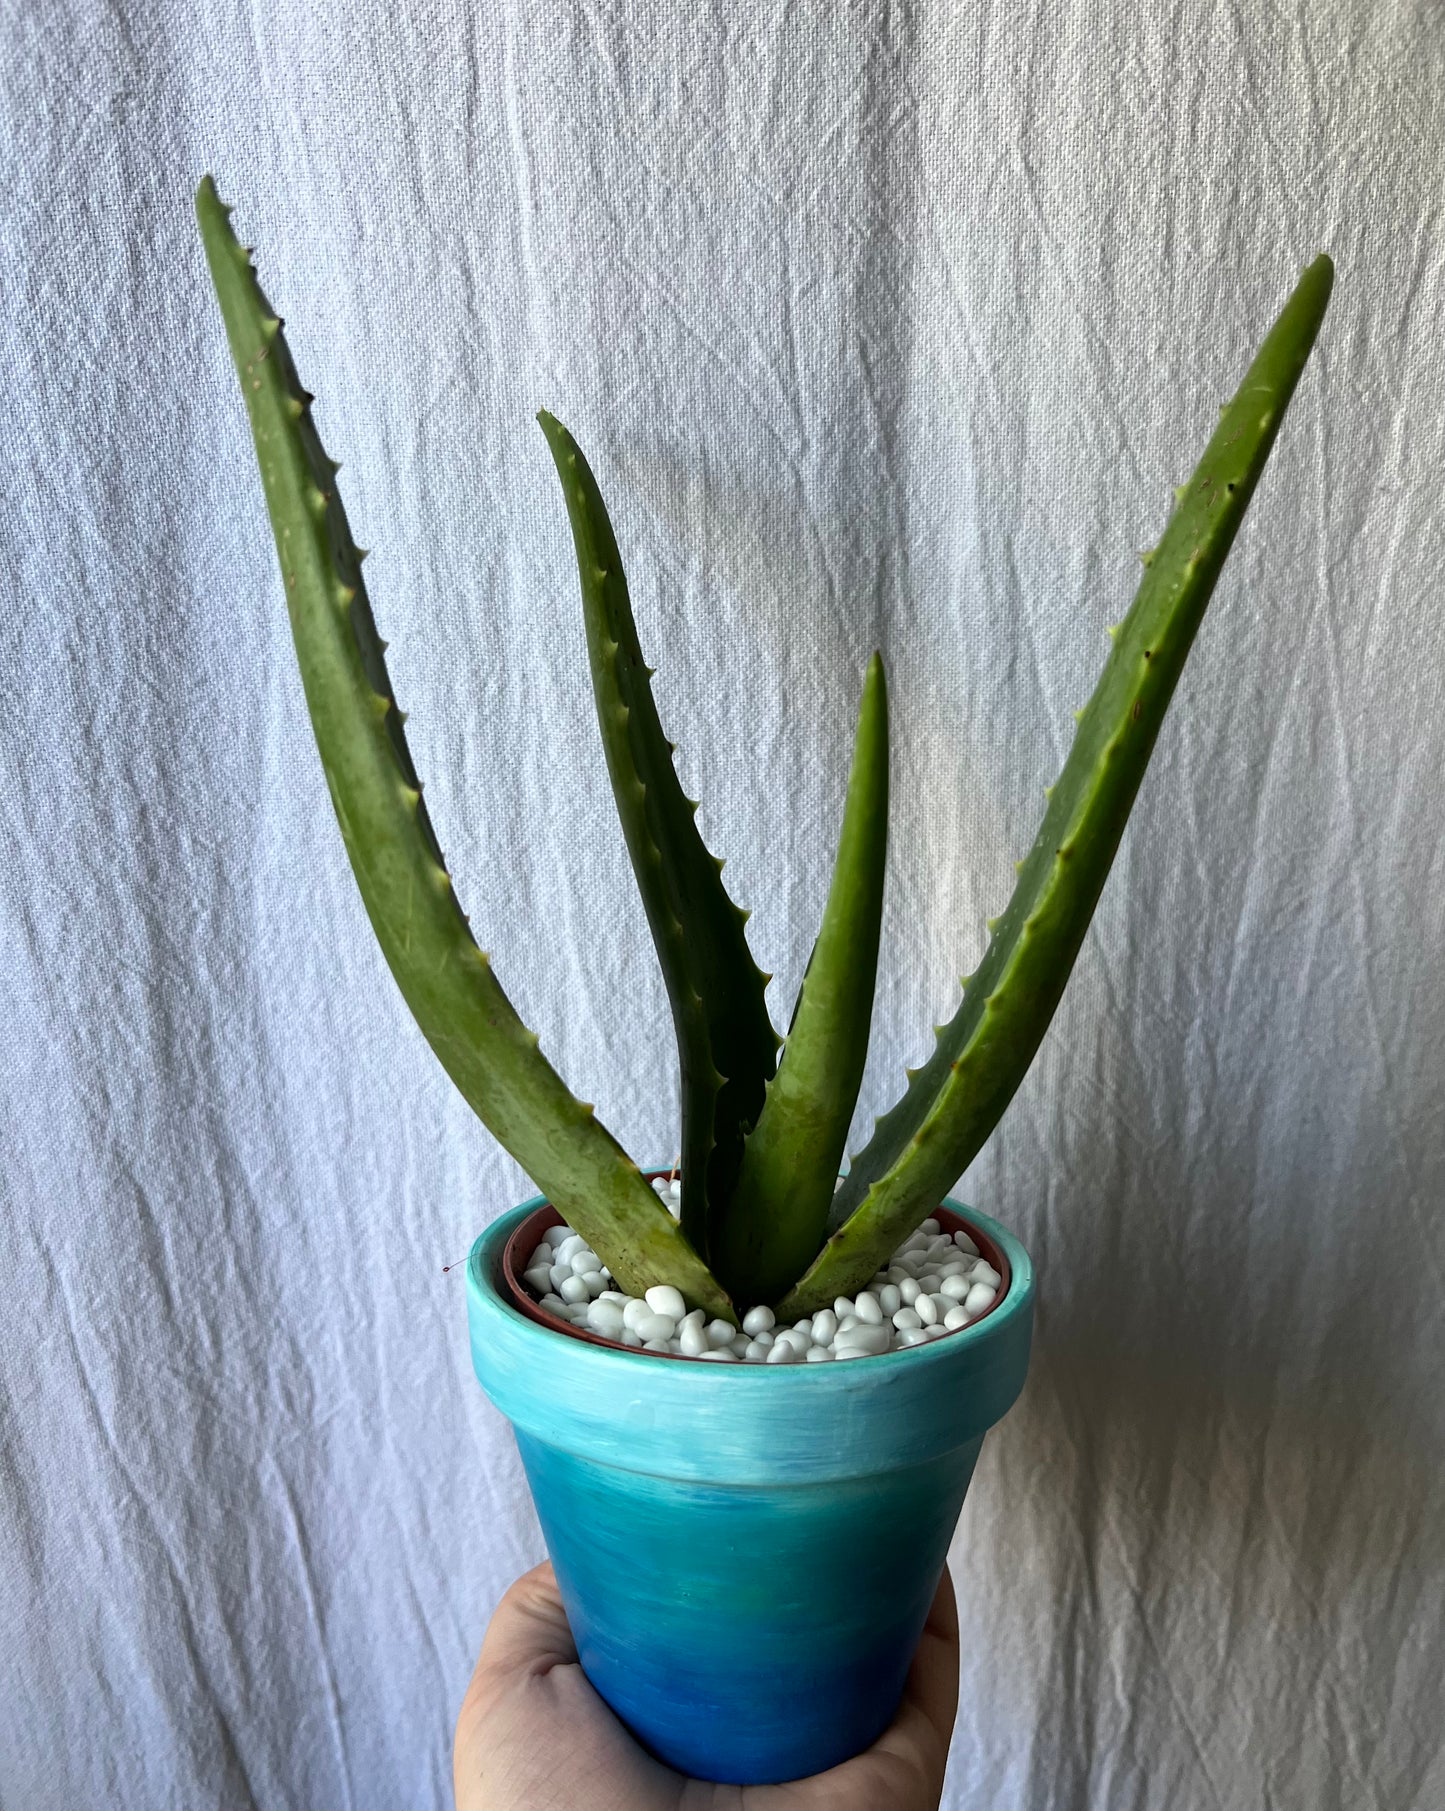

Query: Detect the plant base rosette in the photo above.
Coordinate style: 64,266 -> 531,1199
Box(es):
468,1189 -> 1034,1785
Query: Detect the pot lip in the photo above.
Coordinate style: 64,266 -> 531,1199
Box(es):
472,1168 -> 1033,1375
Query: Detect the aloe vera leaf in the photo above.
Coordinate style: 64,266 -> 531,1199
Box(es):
537,411 -> 779,1262
776,254 -> 1334,1319
196,179 -> 732,1318
711,654 -> 889,1303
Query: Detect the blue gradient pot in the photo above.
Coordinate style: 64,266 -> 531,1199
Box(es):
466,1188 -> 1033,1785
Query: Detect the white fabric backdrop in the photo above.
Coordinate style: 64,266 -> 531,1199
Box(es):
3,2 -> 1443,1806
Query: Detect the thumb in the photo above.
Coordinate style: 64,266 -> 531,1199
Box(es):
472,1562 -> 578,1683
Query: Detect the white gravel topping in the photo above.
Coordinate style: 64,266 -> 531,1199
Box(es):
521,1176 -> 1002,1362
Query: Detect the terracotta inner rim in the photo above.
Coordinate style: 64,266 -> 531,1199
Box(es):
497,1172 -> 1014,1363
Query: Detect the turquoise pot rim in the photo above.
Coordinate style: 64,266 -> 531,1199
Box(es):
466,1180 -> 1035,1484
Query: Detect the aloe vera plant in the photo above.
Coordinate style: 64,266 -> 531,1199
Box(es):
197,176 -> 1330,1323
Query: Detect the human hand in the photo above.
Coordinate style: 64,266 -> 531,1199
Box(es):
454,1560 -> 958,1811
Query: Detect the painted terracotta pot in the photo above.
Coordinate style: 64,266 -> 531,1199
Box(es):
466,1185 -> 1034,1786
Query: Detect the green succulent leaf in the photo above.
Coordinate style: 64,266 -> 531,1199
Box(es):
538,412 -> 779,1262
776,254 -> 1334,1319
712,654 -> 889,1303
196,179 -> 732,1319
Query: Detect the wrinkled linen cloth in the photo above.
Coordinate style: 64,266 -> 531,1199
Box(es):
3,3 -> 1443,1807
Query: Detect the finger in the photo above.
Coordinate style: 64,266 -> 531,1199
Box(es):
473,1561 -> 578,1681
904,1563 -> 960,1747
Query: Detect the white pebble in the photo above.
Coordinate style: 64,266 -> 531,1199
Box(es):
698,1348 -> 736,1361
897,1328 -> 930,1347
568,1249 -> 598,1276
580,1271 -> 607,1297
527,1243 -> 553,1270
854,1291 -> 884,1325
742,1306 -> 776,1335
834,1348 -> 869,1360
898,1278 -> 921,1305
729,1334 -> 752,1357
705,1319 -> 736,1348
599,1290 -> 630,1305
645,1285 -> 687,1320
620,1329 -> 643,1346
924,1323 -> 948,1339
940,1275 -> 971,1301
805,1346 -> 835,1361
634,1311 -> 677,1342
548,1263 -> 572,1292
964,1284 -> 997,1316
678,1307 -> 707,1333
887,1266 -> 910,1285
920,1217 -> 941,1236
775,1328 -> 812,1355
750,1327 -> 776,1348
622,1299 -> 652,1331
586,1302 -> 626,1339
915,1292 -> 939,1326
794,1318 -> 814,1332
678,1323 -> 710,1357
970,1261 -> 1003,1291
832,1297 -> 855,1320
537,1293 -> 568,1314
954,1230 -> 980,1255
523,1265 -> 554,1295
766,1341 -> 799,1363
917,1273 -> 942,1293
642,1338 -> 671,1353
744,1340 -> 772,1362
542,1225 -> 570,1248
558,1275 -> 590,1305
878,1284 -> 901,1316
810,1310 -> 838,1346
835,1322 -> 890,1355
892,1306 -> 923,1331
836,1315 -> 859,1334
944,1306 -> 971,1330
556,1234 -> 585,1261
